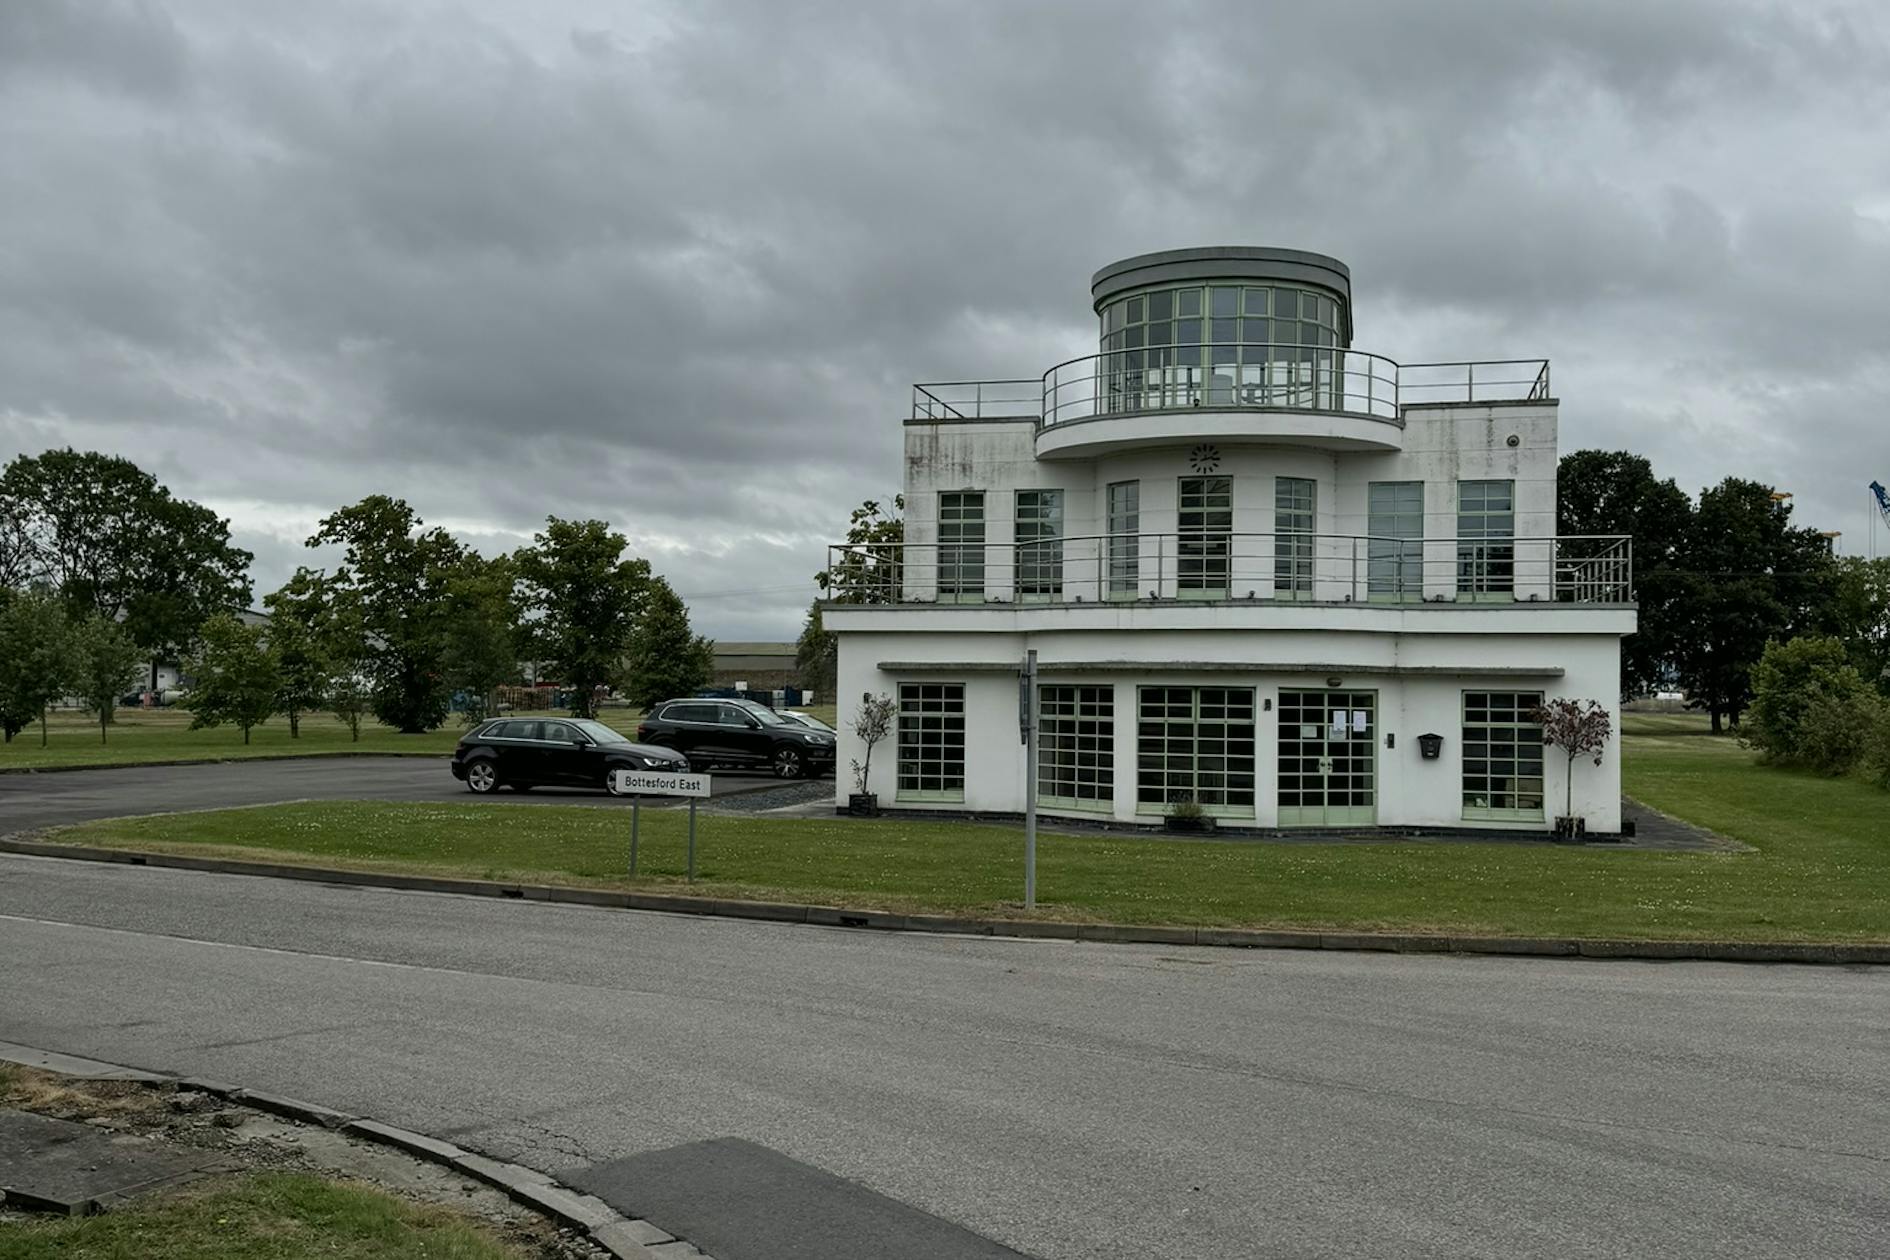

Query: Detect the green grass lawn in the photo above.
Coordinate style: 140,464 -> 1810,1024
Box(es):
0,1172 -> 534,1259
0,703 -> 839,771
46,712 -> 1890,941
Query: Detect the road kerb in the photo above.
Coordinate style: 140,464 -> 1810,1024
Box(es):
0,1040 -> 708,1259
1,837 -> 1884,966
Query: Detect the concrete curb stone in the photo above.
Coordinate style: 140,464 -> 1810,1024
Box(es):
0,1041 -> 703,1258
2,836 -> 1884,967
231,1089 -> 356,1129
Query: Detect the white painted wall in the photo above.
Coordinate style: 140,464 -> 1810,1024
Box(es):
898,403 -> 1563,603
831,624 -> 1624,832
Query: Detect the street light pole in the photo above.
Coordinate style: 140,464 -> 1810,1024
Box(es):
1021,648 -> 1037,909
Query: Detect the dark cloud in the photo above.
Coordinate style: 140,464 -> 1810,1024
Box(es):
3,0 -> 1888,639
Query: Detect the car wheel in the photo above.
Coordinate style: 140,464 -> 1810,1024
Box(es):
606,771 -> 631,797
465,759 -> 499,794
773,746 -> 805,779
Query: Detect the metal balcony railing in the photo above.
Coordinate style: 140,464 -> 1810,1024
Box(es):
822,533 -> 1632,606
913,347 -> 1550,427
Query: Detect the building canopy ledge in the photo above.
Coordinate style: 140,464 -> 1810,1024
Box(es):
876,660 -> 1567,677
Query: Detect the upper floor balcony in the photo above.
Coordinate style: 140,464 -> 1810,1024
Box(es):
822,532 -> 1632,609
911,347 -> 1552,460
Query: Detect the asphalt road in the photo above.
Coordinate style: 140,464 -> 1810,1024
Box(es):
0,855 -> 1884,1258
0,757 -> 801,836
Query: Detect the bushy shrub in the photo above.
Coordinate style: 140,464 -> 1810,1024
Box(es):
1743,637 -> 1874,772
1794,689 -> 1885,777
1863,701 -> 1890,791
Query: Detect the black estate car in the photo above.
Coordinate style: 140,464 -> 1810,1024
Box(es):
451,717 -> 688,795
636,697 -> 835,778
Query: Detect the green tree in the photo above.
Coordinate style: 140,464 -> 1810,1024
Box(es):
0,587 -> 77,745
443,553 -> 521,723
69,615 -> 144,744
1672,478 -> 1838,732
328,670 -> 371,743
185,613 -> 280,745
513,518 -> 649,718
815,496 -> 904,603
0,449 -> 253,690
1743,635 -> 1879,773
262,571 -> 335,738
1832,556 -> 1890,693
794,601 -> 836,694
1557,451 -> 1692,698
623,579 -> 714,710
308,496 -> 467,733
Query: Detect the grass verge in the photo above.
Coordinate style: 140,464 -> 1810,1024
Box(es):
0,1171 -> 535,1259
41,715 -> 1887,941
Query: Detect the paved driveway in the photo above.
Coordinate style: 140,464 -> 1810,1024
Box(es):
0,756 -> 802,837
0,855 -> 1884,1259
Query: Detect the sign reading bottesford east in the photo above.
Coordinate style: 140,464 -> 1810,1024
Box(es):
610,769 -> 711,798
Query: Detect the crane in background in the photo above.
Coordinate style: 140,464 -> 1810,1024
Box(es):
1872,481 -> 1890,559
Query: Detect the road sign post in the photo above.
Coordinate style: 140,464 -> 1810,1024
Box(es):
1021,648 -> 1037,910
609,770 -> 712,879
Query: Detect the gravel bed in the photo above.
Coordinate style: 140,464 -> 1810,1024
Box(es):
706,778 -> 835,813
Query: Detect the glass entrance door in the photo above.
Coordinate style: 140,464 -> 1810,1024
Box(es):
1277,690 -> 1377,826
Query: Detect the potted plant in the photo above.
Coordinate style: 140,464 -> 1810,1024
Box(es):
1163,795 -> 1216,834
1532,698 -> 1613,841
847,691 -> 897,817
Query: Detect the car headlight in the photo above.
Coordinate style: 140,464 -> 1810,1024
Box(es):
803,733 -> 833,745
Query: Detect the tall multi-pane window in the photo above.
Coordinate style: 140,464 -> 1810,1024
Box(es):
1368,481 -> 1424,599
1178,476 -> 1232,598
1107,481 -> 1139,599
1101,286 -> 1343,413
1014,489 -> 1063,600
897,683 -> 966,800
938,492 -> 985,602
1136,687 -> 1256,813
1274,476 -> 1316,597
1038,685 -> 1113,809
1462,691 -> 1545,820
1456,480 -> 1515,598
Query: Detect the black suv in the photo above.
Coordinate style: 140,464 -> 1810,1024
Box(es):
636,697 -> 835,778
451,717 -> 688,795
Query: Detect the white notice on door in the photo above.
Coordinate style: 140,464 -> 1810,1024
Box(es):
1352,710 -> 1369,733
1328,714 -> 1346,740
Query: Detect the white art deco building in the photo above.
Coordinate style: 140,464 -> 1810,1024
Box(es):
823,247 -> 1634,832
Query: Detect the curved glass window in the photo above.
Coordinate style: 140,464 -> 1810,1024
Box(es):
1097,284 -> 1345,413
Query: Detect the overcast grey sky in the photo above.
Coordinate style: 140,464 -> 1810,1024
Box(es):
4,0 -> 1888,639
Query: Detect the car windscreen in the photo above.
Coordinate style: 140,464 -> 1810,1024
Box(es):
572,719 -> 631,744
788,713 -> 835,732
732,701 -> 786,725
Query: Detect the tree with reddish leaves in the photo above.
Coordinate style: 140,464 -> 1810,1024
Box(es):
1533,698 -> 1613,822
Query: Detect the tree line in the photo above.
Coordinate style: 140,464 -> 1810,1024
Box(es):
1559,450 -> 1889,731
0,449 -> 714,745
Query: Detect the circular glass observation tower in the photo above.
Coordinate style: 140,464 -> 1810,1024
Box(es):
1042,247 -> 1398,441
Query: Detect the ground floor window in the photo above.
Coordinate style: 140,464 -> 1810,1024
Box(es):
898,683 -> 966,800
1136,687 -> 1256,813
1462,691 -> 1545,820
1038,684 -> 1113,809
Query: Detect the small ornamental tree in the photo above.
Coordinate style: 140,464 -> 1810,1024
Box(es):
185,614 -> 280,745
849,691 -> 897,796
328,670 -> 371,743
1533,698 -> 1613,822
70,615 -> 144,744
